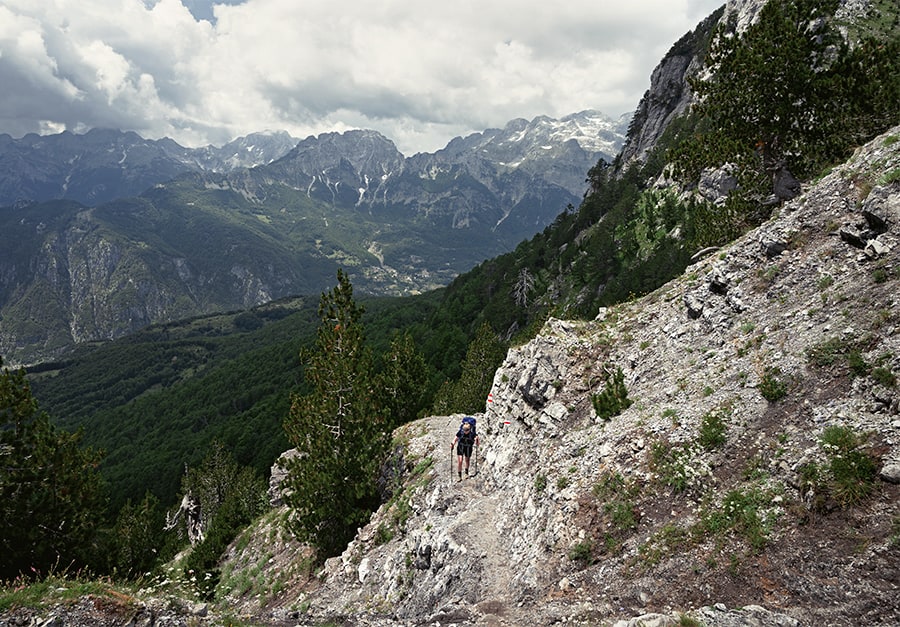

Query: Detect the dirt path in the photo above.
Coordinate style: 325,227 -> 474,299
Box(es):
424,415 -> 519,613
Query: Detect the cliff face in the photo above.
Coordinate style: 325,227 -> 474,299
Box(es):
614,7 -> 720,171
615,0 -> 781,172
239,125 -> 899,626
0,201 -> 298,365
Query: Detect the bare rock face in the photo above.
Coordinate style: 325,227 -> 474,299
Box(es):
242,126 -> 900,626
616,33 -> 706,171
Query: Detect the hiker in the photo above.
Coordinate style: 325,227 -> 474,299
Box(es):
450,420 -> 478,480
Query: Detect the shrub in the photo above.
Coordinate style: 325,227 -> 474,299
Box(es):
806,336 -> 873,377
605,500 -> 637,531
635,523 -> 689,569
847,350 -> 870,378
592,472 -> 641,555
801,425 -> 879,511
592,471 -> 629,500
806,336 -> 851,367
567,539 -> 595,566
699,487 -> 772,552
759,366 -> 788,402
872,367 -> 896,388
820,426 -> 878,507
375,523 -> 394,545
698,407 -> 729,450
592,366 -> 633,420
649,441 -> 692,494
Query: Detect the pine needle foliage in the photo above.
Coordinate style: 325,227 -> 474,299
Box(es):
282,270 -> 389,558
674,0 -> 900,202
591,367 -> 633,421
431,322 -> 506,415
0,357 -> 106,580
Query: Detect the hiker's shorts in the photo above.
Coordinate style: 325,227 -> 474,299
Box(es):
457,443 -> 473,458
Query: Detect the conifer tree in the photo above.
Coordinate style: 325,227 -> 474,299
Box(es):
377,331 -> 429,430
178,441 -> 268,597
0,357 -> 106,579
677,0 -> 899,194
112,491 -> 166,577
432,322 -> 506,414
282,270 -> 387,557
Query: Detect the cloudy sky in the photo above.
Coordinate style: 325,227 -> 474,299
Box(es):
0,0 -> 724,156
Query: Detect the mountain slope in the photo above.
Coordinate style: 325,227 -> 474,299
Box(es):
2,0 -> 899,624
237,123 -> 900,627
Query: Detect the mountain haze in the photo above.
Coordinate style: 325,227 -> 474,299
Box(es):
0,128 -> 300,207
0,110 -> 627,366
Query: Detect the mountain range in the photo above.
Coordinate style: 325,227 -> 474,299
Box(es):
0,110 -> 629,366
0,128 -> 301,207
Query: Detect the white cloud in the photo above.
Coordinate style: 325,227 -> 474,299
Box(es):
0,0 -> 724,154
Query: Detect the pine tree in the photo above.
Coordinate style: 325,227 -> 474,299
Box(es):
282,270 -> 387,557
0,357 -> 106,579
678,0 -> 899,194
179,441 -> 268,598
513,268 -> 535,308
377,331 -> 429,431
432,322 -> 507,414
112,491 -> 166,577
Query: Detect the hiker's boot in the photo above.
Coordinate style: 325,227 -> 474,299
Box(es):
465,467 -> 469,476
458,471 -> 462,480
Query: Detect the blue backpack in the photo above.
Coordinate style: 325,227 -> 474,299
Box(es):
460,416 -> 477,437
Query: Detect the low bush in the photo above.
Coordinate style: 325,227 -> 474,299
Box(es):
872,366 -> 896,388
592,471 -> 641,555
699,487 -> 773,552
821,426 -> 879,506
591,366 -> 633,421
800,425 -> 879,510
759,366 -> 788,402
698,406 -> 729,450
648,441 -> 693,494
567,539 -> 595,566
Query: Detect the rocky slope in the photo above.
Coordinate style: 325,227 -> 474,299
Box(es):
226,124 -> 899,626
